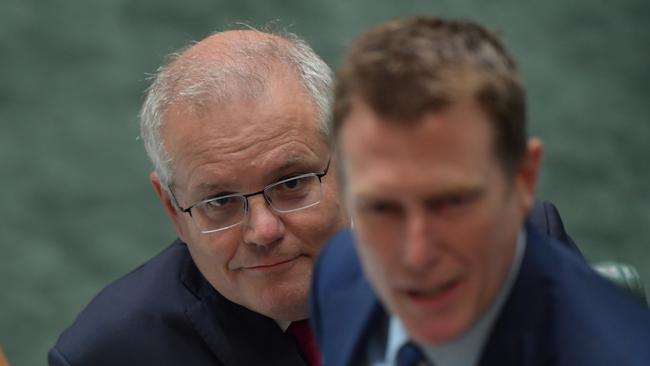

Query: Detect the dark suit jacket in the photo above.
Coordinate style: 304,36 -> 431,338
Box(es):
311,204 -> 650,366
49,240 -> 308,366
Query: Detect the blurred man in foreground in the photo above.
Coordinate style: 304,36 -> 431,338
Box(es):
311,16 -> 650,366
49,29 -> 345,365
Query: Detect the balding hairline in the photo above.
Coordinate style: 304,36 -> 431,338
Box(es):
139,28 -> 333,189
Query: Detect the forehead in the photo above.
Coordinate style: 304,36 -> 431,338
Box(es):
340,99 -> 497,191
162,68 -> 328,191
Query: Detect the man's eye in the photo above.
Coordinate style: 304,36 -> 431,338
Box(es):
446,195 -> 468,206
361,201 -> 403,216
277,176 -> 312,192
426,193 -> 476,216
282,177 -> 305,190
207,196 -> 235,208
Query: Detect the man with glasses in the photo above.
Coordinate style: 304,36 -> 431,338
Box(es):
49,29 -> 345,365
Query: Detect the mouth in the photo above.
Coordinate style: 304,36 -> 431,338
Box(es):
246,257 -> 298,269
403,277 -> 462,308
240,256 -> 303,274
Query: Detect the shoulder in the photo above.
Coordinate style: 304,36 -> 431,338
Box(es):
520,229 -> 650,364
50,240 -> 211,365
554,254 -> 650,362
527,200 -> 581,255
63,240 -> 197,324
311,229 -> 384,366
313,229 -> 364,291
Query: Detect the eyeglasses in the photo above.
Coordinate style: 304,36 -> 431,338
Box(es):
169,160 -> 331,234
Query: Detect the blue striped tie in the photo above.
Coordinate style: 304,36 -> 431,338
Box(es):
396,341 -> 429,366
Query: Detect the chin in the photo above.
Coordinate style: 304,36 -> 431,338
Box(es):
253,281 -> 310,321
403,313 -> 473,346
412,327 -> 464,346
256,298 -> 309,321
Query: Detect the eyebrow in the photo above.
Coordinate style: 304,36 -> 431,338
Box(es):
274,155 -> 310,173
354,183 -> 484,204
193,182 -> 228,197
191,155 -> 319,197
425,184 -> 484,198
422,185 -> 484,203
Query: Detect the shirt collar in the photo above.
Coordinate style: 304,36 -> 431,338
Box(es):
277,320 -> 291,332
384,229 -> 527,366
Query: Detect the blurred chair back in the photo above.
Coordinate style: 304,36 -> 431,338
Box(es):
593,261 -> 647,305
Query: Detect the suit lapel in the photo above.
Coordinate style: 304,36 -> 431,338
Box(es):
322,272 -> 385,366
180,249 -> 306,366
478,226 -> 557,366
185,291 -> 307,366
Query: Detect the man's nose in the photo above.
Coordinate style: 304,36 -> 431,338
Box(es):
242,194 -> 285,248
402,211 -> 440,271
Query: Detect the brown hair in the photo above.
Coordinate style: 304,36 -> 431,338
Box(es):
333,16 -> 527,175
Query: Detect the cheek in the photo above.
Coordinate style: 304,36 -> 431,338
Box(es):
286,202 -> 346,253
458,202 -> 519,301
356,233 -> 396,284
356,240 -> 400,313
190,230 -> 241,270
434,208 -> 506,280
288,216 -> 335,253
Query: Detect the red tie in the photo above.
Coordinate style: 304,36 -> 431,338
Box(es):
286,319 -> 321,366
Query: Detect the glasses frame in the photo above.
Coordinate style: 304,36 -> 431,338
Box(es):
168,159 -> 331,233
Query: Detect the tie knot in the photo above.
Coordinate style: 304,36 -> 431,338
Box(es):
287,319 -> 311,339
286,320 -> 321,366
396,341 -> 429,366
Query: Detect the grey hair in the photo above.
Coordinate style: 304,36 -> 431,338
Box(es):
139,30 -> 333,188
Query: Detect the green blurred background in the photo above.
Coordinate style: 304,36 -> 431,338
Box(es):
1,0 -> 648,364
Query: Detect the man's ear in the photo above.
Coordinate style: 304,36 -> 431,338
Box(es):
516,138 -> 543,213
150,171 -> 187,240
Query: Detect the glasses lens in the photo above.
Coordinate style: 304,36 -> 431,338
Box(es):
266,174 -> 323,212
193,195 -> 247,233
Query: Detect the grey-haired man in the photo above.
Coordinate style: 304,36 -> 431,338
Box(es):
49,29 -> 346,366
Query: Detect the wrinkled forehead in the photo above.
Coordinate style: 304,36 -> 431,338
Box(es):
161,67 -> 324,143
161,71 -> 327,188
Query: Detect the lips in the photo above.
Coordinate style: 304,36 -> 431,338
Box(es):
408,279 -> 458,297
244,257 -> 299,270
401,276 -> 462,310
234,254 -> 306,276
